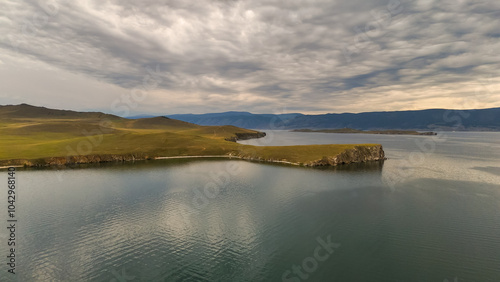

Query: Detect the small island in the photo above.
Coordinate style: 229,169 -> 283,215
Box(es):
292,128 -> 437,135
0,104 -> 385,168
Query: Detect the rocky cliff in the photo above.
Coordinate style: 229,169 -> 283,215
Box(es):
225,132 -> 267,142
306,145 -> 385,166
234,145 -> 385,167
0,144 -> 385,168
0,154 -> 151,167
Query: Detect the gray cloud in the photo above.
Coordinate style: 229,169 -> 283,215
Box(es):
0,0 -> 499,115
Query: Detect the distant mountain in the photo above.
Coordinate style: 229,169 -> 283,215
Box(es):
167,111 -> 303,129
168,108 -> 500,131
286,108 -> 500,131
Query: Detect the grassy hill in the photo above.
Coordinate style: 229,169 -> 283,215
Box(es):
0,104 -> 384,167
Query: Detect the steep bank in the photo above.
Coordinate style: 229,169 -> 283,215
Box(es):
231,144 -> 385,167
0,154 -> 151,167
306,145 -> 385,166
0,145 -> 385,168
225,132 -> 267,142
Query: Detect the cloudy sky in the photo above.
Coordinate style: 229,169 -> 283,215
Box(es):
0,0 -> 499,116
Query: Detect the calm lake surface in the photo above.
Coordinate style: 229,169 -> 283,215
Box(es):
1,131 -> 500,281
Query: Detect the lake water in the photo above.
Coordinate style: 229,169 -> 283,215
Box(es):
1,131 -> 500,281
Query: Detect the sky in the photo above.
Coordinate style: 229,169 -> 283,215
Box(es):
0,0 -> 499,116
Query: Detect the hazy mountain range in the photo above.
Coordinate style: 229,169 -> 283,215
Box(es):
163,108 -> 500,131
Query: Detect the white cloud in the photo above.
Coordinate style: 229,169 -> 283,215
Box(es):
0,0 -> 499,115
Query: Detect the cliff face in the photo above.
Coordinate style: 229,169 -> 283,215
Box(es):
306,145 -> 385,167
234,145 -> 385,167
1,154 -> 151,167
0,145 -> 385,168
225,132 -> 267,142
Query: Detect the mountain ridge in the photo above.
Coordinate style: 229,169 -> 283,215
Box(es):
167,107 -> 500,131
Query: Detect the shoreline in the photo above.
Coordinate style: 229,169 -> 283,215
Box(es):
0,144 -> 386,169
155,155 -> 234,160
0,155 -> 334,168
157,155 -> 302,166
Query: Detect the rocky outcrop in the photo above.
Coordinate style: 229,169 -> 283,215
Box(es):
232,145 -> 385,167
305,145 -> 385,167
225,132 -> 266,142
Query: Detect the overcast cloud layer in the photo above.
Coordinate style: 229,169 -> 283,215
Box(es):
1,0 -> 499,115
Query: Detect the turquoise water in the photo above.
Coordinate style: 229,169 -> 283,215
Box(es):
1,131 -> 499,281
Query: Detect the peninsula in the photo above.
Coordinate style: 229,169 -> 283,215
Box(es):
0,104 -> 385,168
292,128 -> 437,135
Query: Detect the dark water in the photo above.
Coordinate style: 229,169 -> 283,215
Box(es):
1,131 -> 499,281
